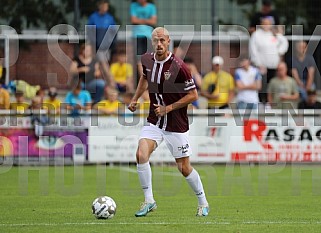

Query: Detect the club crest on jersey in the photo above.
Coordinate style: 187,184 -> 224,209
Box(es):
164,71 -> 171,80
185,79 -> 194,86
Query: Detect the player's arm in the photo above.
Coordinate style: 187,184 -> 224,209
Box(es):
154,89 -> 198,117
128,75 -> 148,112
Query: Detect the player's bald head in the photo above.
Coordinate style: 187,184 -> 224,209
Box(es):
152,27 -> 170,39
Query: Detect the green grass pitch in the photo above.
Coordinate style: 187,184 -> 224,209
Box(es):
0,164 -> 321,233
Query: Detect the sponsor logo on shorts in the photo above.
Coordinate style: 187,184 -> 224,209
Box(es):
178,144 -> 189,154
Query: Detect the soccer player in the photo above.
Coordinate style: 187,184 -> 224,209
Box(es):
128,27 -> 209,217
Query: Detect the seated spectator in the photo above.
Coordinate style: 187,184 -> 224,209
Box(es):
94,87 -> 121,115
69,43 -> 105,104
235,56 -> 262,110
0,56 -> 6,87
43,87 -> 61,114
267,62 -> 299,109
65,82 -> 92,116
201,56 -> 235,109
0,85 -> 10,109
291,41 -> 316,101
9,80 -> 40,99
184,57 -> 202,109
298,90 -> 321,109
10,92 -> 29,112
110,51 -> 134,93
29,96 -> 48,137
36,88 -> 45,103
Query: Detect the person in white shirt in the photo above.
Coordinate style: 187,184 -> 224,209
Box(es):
249,16 -> 288,103
235,56 -> 262,110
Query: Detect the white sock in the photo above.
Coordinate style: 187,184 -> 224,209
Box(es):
137,162 -> 155,203
185,169 -> 208,206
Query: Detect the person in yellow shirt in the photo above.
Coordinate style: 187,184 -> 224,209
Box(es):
10,92 -> 29,112
43,87 -> 61,114
0,86 -> 10,109
94,87 -> 121,115
201,56 -> 235,109
110,51 -> 134,93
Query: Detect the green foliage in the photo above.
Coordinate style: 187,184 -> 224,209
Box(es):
0,0 -> 68,33
0,0 -> 121,32
230,0 -> 320,34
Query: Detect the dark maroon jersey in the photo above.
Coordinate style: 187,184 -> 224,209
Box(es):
141,52 -> 196,132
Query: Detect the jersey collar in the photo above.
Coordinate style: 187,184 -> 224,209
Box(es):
154,52 -> 172,64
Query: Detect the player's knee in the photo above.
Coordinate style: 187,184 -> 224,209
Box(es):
136,148 -> 149,164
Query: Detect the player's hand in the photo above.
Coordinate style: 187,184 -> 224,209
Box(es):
128,101 -> 138,112
153,104 -> 168,117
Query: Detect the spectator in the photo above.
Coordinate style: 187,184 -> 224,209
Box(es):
69,43 -> 105,104
249,0 -> 280,34
249,16 -> 288,103
174,43 -> 185,59
0,55 -> 6,87
94,87 -> 121,115
65,82 -> 92,116
130,0 -> 157,75
122,92 -> 134,107
36,88 -> 45,103
10,92 -> 28,112
8,80 -> 40,99
201,56 -> 235,109
29,96 -> 48,137
235,56 -> 262,110
0,85 -> 10,109
184,57 -> 202,108
43,87 -> 61,114
87,0 -> 117,58
298,89 -> 321,109
267,62 -> 299,109
110,51 -> 134,93
291,41 -> 316,101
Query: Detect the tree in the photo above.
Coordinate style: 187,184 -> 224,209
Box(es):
0,0 -> 120,33
0,0 -> 68,33
230,0 -> 320,34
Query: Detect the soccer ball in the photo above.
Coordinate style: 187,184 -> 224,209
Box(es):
92,196 -> 117,219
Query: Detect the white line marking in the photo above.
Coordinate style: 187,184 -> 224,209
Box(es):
0,222 -> 230,227
1,221 -> 321,227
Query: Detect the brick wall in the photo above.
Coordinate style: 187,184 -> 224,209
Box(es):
9,41 -> 247,90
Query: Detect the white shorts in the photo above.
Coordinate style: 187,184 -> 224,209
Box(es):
139,124 -> 192,158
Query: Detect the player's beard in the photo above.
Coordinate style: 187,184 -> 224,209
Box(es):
155,47 -> 166,57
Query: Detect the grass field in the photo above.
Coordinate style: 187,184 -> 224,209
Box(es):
0,164 -> 321,233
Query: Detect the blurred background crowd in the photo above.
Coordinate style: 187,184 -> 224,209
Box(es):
1,0 -> 321,114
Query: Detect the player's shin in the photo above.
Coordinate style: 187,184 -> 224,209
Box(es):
185,168 -> 208,206
137,162 -> 155,203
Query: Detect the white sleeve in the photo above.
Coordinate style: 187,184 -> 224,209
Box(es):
249,32 -> 263,67
276,34 -> 289,56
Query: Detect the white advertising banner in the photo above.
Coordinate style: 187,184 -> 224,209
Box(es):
88,116 -> 229,163
228,116 -> 321,162
88,114 -> 321,163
